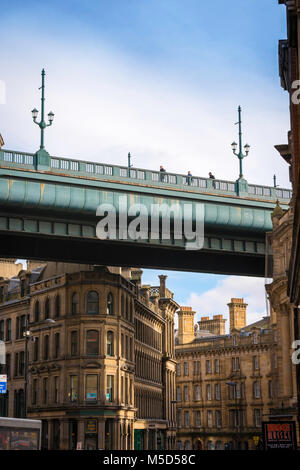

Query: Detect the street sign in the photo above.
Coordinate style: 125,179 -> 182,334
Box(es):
262,421 -> 297,450
0,374 -> 7,394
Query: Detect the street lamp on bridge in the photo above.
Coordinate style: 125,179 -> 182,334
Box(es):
31,69 -> 55,170
231,106 -> 250,180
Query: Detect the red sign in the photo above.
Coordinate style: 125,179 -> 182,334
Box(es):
262,421 -> 296,450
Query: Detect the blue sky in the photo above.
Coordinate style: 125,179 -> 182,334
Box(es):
1,0 -> 288,329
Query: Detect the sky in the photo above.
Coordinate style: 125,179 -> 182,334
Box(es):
1,0 -> 289,331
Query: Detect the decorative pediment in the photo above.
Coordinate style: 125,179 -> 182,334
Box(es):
82,361 -> 102,369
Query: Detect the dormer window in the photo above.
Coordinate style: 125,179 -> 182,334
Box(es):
253,333 -> 258,344
233,335 -> 238,346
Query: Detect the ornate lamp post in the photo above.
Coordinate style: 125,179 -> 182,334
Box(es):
128,152 -> 133,177
31,69 -> 54,170
231,106 -> 250,180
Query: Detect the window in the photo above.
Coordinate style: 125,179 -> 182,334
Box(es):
253,332 -> 258,344
107,331 -> 114,356
0,320 -> 4,341
207,410 -> 213,428
233,335 -> 238,346
268,380 -> 273,399
106,375 -> 114,402
71,293 -> 78,315
206,384 -> 212,400
195,411 -> 201,427
215,383 -> 220,400
43,377 -> 48,404
14,353 -> 19,377
45,298 -> 50,319
55,296 -> 60,318
214,359 -> 219,373
0,286 -> 4,303
253,356 -> 259,370
184,411 -> 190,427
54,333 -> 60,358
129,337 -> 133,361
54,376 -> 59,403
121,376 -> 124,403
177,441 -> 182,450
176,363 -> 181,376
177,410 -> 182,428
274,354 -> 278,369
43,335 -> 49,360
34,337 -> 39,362
232,357 -> 240,371
86,330 -> 99,356
86,291 -> 99,314
194,385 -> 201,401
34,301 -> 40,323
85,374 -> 98,401
184,441 -> 191,450
6,319 -> 11,341
274,330 -> 278,342
253,381 -> 261,398
184,385 -> 189,401
70,375 -> 78,401
254,409 -> 261,427
107,293 -> 114,315
184,362 -> 189,376
6,354 -> 10,379
193,361 -> 201,375
71,331 -> 78,356
216,410 -> 222,428
230,410 -> 239,427
32,379 -> 38,405
176,386 -> 181,402
206,360 -> 211,374
19,351 -> 25,376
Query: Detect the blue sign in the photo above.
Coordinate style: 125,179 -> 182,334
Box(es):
0,375 -> 7,394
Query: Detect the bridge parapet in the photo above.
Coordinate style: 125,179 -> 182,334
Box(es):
0,149 -> 292,202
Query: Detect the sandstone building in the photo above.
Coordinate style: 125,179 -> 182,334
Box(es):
175,299 -> 278,450
0,261 -> 178,450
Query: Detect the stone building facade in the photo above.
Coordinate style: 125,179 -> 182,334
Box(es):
0,261 -> 178,450
175,299 -> 278,450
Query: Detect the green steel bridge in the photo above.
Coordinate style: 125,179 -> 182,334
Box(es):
0,148 -> 291,276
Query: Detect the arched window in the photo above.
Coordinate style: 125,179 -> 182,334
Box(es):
34,301 -> 40,323
45,298 -> 50,319
55,296 -> 60,319
86,291 -> 99,315
107,331 -> 114,356
86,330 -> 99,356
71,293 -> 78,315
107,293 -> 114,315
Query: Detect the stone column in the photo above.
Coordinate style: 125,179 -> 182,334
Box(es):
61,419 -> 69,450
144,429 -> 149,450
98,420 -> 105,450
78,420 -> 85,449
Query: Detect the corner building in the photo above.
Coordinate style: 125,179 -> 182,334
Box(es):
0,261 -> 178,450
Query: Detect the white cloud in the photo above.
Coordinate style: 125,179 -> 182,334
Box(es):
186,276 -> 268,333
0,31 -> 291,188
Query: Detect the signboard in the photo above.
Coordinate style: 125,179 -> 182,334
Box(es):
76,442 -> 82,450
0,375 -> 7,394
262,421 -> 297,450
85,419 -> 97,433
